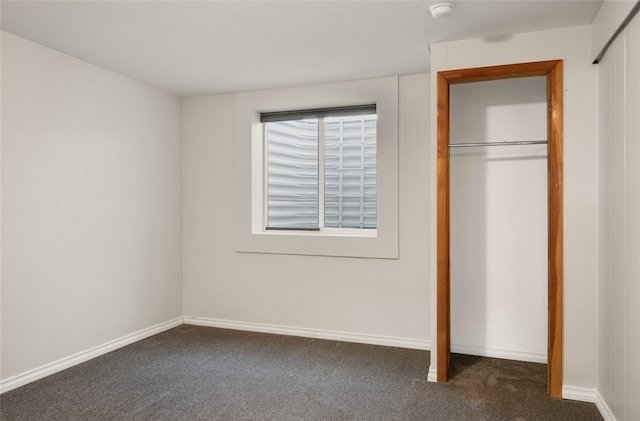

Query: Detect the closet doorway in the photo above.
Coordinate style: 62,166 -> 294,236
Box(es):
436,60 -> 563,398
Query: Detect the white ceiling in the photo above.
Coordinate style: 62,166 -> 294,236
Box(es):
1,1 -> 602,97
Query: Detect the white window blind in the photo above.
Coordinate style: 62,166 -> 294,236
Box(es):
263,107 -> 377,230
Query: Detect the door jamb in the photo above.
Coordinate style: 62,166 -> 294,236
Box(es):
435,60 -> 563,398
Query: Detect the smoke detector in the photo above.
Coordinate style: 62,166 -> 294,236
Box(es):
429,2 -> 454,19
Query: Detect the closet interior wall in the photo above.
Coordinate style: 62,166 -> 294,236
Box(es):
449,76 -> 548,363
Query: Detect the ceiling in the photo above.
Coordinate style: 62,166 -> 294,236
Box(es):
0,1 -> 603,97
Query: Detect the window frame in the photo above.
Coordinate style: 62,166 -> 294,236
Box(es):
234,76 -> 398,259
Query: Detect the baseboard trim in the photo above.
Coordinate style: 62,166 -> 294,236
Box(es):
595,390 -> 616,421
562,385 -> 596,402
183,316 -> 430,350
427,366 -> 438,382
450,344 -> 547,364
0,317 -> 183,394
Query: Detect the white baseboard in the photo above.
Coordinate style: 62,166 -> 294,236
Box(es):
183,316 -> 430,350
595,390 -> 617,421
450,344 -> 547,364
0,317 -> 183,394
427,366 -> 438,382
562,385 -> 596,402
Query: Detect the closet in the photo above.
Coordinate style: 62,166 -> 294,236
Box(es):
435,60 -> 564,397
449,77 -> 548,362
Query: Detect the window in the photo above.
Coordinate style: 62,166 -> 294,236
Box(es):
262,106 -> 377,231
234,76 -> 398,259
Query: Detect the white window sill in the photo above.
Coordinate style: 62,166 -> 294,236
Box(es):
256,229 -> 377,238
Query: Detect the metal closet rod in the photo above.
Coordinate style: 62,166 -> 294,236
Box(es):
448,140 -> 548,148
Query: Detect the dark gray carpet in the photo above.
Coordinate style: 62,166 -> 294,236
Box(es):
1,325 -> 601,420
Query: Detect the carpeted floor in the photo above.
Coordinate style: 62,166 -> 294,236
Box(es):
0,325 -> 602,420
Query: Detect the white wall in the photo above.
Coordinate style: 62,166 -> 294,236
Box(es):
183,74 -> 431,346
1,32 -> 183,385
449,77 -> 548,362
594,4 -> 640,420
429,25 -> 599,392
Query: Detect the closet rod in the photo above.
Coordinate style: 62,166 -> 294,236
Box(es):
448,140 -> 548,148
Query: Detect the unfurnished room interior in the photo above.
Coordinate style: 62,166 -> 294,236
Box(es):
0,1 -> 638,420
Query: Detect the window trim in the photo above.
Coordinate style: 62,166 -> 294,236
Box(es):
234,76 -> 398,259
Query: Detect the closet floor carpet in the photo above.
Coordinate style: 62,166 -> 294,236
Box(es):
0,325 -> 602,421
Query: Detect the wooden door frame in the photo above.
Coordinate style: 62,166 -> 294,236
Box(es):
436,60 -> 563,398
